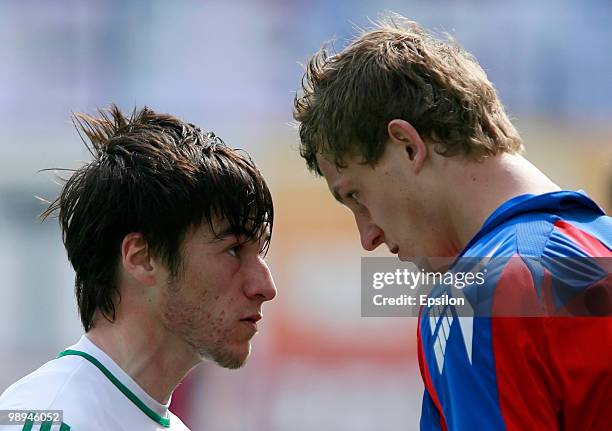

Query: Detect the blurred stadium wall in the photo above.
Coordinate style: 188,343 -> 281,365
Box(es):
1,1 -> 610,430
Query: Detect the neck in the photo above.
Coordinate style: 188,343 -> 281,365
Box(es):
86,309 -> 200,404
439,152 -> 561,253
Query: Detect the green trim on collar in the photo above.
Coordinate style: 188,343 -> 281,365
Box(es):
58,349 -> 170,428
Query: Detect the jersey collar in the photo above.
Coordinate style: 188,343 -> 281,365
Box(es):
58,335 -> 172,428
459,190 -> 605,257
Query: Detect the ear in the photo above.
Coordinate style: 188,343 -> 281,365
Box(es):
121,232 -> 157,287
387,119 -> 428,173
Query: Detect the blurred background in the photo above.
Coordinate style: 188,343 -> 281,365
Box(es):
0,1 -> 610,430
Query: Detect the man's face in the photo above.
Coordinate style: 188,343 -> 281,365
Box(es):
160,221 -> 276,369
316,148 -> 447,259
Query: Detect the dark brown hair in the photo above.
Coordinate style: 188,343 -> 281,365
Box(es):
294,15 -> 523,174
42,105 -> 273,331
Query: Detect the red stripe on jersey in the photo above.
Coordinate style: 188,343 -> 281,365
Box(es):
417,308 -> 448,431
547,217 -> 612,427
553,220 -> 611,256
491,255 -> 545,317
491,258 -> 561,430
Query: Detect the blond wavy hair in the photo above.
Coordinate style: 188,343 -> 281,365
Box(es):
294,14 -> 523,173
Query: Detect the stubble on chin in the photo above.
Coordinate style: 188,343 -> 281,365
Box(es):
161,283 -> 250,370
199,341 -> 250,370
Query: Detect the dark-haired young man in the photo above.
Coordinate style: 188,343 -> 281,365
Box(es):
0,106 -> 276,430
293,16 -> 611,431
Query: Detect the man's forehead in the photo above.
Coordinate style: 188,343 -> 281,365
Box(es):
316,154 -> 338,174
316,153 -> 362,180
314,155 -> 354,205
316,155 -> 341,184
315,151 -> 368,172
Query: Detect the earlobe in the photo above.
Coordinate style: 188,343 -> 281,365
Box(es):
121,233 -> 157,286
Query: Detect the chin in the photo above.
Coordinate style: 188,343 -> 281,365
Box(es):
397,250 -> 416,261
205,342 -> 251,370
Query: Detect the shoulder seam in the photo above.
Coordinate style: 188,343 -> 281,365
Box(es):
534,221 -> 555,264
516,218 -> 556,262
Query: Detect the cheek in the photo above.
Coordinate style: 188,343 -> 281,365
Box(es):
373,191 -> 419,238
371,194 -> 404,226
162,284 -> 208,329
165,252 -> 243,320
161,285 -> 239,346
161,271 -> 211,323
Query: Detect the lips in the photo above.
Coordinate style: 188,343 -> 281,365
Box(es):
240,313 -> 262,323
240,314 -> 261,333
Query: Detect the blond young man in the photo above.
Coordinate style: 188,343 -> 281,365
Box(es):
294,16 -> 611,431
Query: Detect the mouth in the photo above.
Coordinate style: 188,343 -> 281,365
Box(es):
240,313 -> 262,332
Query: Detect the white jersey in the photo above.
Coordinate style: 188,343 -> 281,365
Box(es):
0,335 -> 190,431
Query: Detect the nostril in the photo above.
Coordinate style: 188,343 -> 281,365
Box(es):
362,230 -> 384,251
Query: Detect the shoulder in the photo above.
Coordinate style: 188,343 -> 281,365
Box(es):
0,355 -> 124,429
469,212 -> 610,258
465,190 -> 611,259
462,207 -> 610,316
0,355 -> 90,409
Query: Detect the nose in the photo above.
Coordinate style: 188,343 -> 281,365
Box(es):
355,213 -> 385,251
243,257 -> 277,302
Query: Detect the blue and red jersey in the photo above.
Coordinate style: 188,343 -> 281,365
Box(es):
418,191 -> 611,430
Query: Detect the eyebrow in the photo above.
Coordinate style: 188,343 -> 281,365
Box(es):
211,226 -> 244,242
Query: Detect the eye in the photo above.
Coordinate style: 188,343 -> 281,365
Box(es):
348,191 -> 360,203
227,244 -> 241,257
